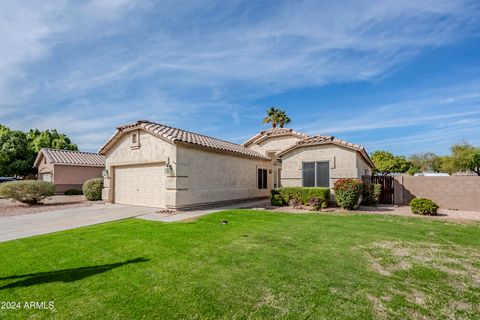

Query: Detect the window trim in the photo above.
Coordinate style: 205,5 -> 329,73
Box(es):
302,161 -> 330,188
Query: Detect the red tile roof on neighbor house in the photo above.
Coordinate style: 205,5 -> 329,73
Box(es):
34,148 -> 105,168
98,120 -> 270,160
277,135 -> 375,167
242,127 -> 310,146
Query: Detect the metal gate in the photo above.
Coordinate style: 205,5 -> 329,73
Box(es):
362,175 -> 394,204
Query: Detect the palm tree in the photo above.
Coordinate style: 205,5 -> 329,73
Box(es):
262,107 -> 291,128
277,111 -> 291,128
262,107 -> 281,128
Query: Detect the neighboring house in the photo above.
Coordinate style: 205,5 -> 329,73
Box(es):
99,120 -> 373,209
34,148 -> 106,194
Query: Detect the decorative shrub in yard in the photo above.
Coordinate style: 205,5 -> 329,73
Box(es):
410,198 -> 439,215
361,183 -> 382,206
82,178 -> 103,201
64,189 -> 83,195
271,187 -> 330,210
333,178 -> 364,210
270,190 -> 286,206
0,180 -> 55,205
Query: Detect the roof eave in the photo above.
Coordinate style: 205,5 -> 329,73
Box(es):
176,141 -> 270,161
278,141 -> 375,168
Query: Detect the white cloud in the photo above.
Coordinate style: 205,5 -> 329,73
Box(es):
0,0 -> 479,151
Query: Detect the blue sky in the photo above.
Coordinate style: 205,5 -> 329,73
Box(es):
1,0 -> 480,156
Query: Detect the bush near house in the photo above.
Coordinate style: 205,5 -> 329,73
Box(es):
0,180 -> 55,205
64,189 -> 83,195
333,178 -> 363,210
271,187 -> 330,210
361,183 -> 382,206
82,178 -> 103,201
410,198 -> 439,215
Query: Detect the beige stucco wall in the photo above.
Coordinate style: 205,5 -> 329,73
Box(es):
174,144 -> 272,209
247,135 -> 302,156
356,155 -> 373,177
36,154 -> 103,193
281,144 -> 366,188
36,155 -> 53,177
103,129 -> 272,209
102,129 -> 178,206
394,176 -> 480,211
53,165 -> 103,193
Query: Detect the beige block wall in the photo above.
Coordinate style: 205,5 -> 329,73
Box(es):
394,176 -> 480,211
281,145 -> 362,189
248,135 -> 302,156
174,144 -> 272,209
102,130 -> 177,206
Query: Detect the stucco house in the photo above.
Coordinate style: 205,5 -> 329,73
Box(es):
99,120 -> 373,209
34,148 -> 106,194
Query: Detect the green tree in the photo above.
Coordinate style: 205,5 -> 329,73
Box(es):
0,125 -> 78,178
409,152 -> 441,172
262,107 -> 281,128
444,143 -> 480,175
0,125 -> 32,177
27,129 -> 77,154
277,110 -> 291,128
262,107 -> 291,128
371,150 -> 412,175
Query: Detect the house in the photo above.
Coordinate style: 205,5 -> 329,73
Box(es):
99,120 -> 373,209
34,148 -> 106,194
244,128 -> 374,189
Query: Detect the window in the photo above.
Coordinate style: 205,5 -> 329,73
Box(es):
130,130 -> 140,149
302,161 -> 329,187
257,168 -> 268,189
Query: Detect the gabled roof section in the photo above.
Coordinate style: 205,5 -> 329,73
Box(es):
98,120 -> 270,160
277,135 -> 375,168
34,148 -> 105,168
243,128 -> 309,147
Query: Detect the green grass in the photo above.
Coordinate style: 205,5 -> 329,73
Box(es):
0,210 -> 479,319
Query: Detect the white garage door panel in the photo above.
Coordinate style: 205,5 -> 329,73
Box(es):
114,164 -> 166,207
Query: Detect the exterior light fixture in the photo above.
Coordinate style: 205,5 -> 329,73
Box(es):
164,165 -> 174,175
102,169 -> 109,178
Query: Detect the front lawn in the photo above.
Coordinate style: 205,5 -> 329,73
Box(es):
0,210 -> 479,319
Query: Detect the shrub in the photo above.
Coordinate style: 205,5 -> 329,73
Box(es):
333,178 -> 363,210
0,180 -> 55,205
64,189 -> 83,195
410,198 -> 439,215
82,178 -> 103,201
361,183 -> 382,206
272,187 -> 330,210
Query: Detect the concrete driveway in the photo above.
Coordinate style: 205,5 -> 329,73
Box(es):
0,204 -> 158,243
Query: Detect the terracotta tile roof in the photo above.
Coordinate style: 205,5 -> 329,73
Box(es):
34,148 -> 105,167
243,127 -> 309,146
99,120 -> 270,160
277,135 -> 375,167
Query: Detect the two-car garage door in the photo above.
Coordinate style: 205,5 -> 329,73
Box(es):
114,164 -> 166,208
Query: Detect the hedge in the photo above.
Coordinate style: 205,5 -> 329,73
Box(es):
410,198 -> 439,215
82,178 -> 103,201
361,183 -> 382,206
333,178 -> 363,210
64,189 -> 83,195
0,180 -> 55,205
271,187 -> 330,210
